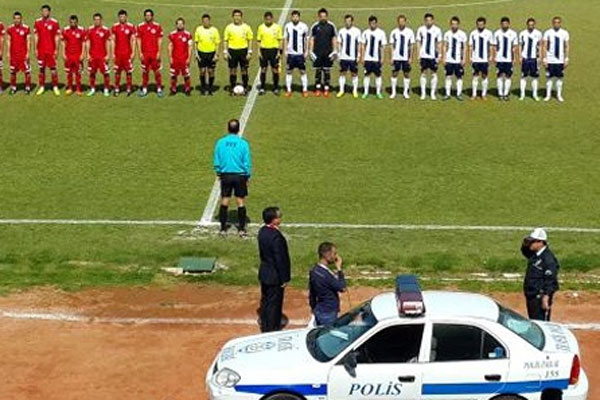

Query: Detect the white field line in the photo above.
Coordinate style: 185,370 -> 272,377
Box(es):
1,309 -> 598,331
198,0 -> 293,227
99,0 -> 514,11
2,219 -> 600,234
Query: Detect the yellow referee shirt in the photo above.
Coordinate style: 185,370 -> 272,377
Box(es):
194,26 -> 221,53
257,23 -> 283,49
223,23 -> 253,50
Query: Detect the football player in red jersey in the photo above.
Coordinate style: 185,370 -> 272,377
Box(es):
111,9 -> 136,96
168,18 -> 193,96
6,12 -> 32,95
86,13 -> 112,97
137,9 -> 164,97
61,15 -> 86,95
0,19 -> 5,94
33,4 -> 60,96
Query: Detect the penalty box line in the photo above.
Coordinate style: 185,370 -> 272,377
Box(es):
198,0 -> 294,227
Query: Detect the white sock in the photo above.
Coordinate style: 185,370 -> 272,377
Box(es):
420,74 -> 427,96
520,78 -> 527,98
445,76 -> 452,96
497,78 -> 503,96
352,76 -> 359,93
375,76 -> 382,95
472,77 -> 479,97
457,79 -> 463,97
301,74 -> 308,91
363,76 -> 370,95
556,79 -> 563,98
391,77 -> 398,96
532,79 -> 538,98
431,74 -> 438,97
403,78 -> 411,95
482,78 -> 489,97
286,74 -> 293,92
339,75 -> 346,93
504,79 -> 512,97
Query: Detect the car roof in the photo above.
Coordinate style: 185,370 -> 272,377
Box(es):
370,290 -> 500,322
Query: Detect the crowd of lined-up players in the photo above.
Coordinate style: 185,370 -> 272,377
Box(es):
0,5 -> 570,101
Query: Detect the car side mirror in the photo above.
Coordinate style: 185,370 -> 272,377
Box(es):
342,351 -> 358,378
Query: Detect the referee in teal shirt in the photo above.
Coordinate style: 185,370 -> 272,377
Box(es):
213,119 -> 252,237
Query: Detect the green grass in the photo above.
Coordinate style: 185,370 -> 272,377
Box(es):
0,0 -> 599,293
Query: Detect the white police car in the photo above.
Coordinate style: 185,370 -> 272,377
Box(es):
206,275 -> 588,400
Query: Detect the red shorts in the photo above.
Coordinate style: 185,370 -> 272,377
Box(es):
170,60 -> 190,76
64,58 -> 82,73
88,58 -> 109,74
114,56 -> 134,73
141,55 -> 161,72
37,52 -> 57,69
10,59 -> 31,73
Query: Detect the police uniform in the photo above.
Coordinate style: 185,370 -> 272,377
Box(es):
521,229 -> 560,321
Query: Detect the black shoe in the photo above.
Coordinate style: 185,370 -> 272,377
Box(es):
258,88 -> 265,96
169,90 -> 177,97
273,88 -> 280,96
208,90 -> 213,96
25,88 -> 31,95
113,90 -> 120,97
126,90 -> 132,97
238,230 -> 248,239
185,90 -> 191,97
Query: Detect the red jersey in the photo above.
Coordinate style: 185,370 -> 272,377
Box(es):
62,26 -> 86,59
169,29 -> 192,61
87,25 -> 110,59
0,22 -> 4,39
7,23 -> 31,59
34,17 -> 60,54
137,21 -> 163,56
111,22 -> 136,58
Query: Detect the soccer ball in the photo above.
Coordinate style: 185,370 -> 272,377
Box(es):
233,85 -> 245,96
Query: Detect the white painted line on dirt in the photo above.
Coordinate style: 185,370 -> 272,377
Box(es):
99,0 -> 514,11
198,0 -> 294,227
2,219 -> 600,234
1,309 -> 598,331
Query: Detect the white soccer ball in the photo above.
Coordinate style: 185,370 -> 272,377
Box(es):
233,85 -> 245,95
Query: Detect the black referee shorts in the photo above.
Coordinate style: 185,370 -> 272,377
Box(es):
228,48 -> 249,70
220,173 -> 249,198
197,51 -> 216,69
260,48 -> 280,69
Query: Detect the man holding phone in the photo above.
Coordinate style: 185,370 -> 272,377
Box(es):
309,242 -> 347,326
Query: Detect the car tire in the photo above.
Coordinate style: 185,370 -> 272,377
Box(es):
264,393 -> 304,400
491,396 -> 525,400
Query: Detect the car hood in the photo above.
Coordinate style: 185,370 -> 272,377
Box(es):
535,321 -> 580,355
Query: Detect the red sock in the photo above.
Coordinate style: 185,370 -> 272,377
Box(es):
25,72 -> 31,89
184,76 -> 191,92
103,74 -> 111,90
126,73 -> 132,91
170,75 -> 177,92
89,73 -> 96,89
114,71 -> 121,91
142,71 -> 149,88
75,73 -> 82,92
38,71 -> 45,88
155,71 -> 163,89
10,73 -> 16,88
51,69 -> 58,87
67,73 -> 73,90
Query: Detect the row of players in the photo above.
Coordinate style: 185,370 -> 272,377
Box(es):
0,5 -> 570,101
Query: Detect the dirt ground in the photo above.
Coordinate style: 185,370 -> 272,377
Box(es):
0,285 -> 597,400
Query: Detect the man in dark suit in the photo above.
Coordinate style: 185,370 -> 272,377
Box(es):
258,206 -> 291,332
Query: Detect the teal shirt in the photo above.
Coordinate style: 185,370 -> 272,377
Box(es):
213,133 -> 252,177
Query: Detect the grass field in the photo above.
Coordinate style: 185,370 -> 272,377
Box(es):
1,0 -> 599,293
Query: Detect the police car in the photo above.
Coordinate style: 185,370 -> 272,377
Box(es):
206,275 -> 588,400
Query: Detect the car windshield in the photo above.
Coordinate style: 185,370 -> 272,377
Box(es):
497,303 -> 545,350
306,302 -> 378,362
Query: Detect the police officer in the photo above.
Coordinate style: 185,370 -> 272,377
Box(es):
309,242 -> 347,326
213,119 -> 252,237
258,206 -> 291,332
521,228 -> 560,321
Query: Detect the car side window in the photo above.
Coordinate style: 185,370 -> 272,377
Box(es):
431,324 -> 506,362
356,324 -> 424,364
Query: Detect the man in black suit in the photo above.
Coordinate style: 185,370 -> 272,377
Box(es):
258,206 -> 291,332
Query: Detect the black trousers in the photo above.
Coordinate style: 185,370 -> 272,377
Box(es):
260,283 -> 285,332
526,295 -> 553,321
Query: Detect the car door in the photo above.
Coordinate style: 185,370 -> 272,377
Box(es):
327,323 -> 425,400
421,322 -> 510,400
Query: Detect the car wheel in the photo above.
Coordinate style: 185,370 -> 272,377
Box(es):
264,393 -> 304,400
491,396 -> 525,400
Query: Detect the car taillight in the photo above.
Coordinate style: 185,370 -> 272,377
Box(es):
569,355 -> 580,385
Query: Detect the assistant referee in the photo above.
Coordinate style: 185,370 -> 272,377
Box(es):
223,9 -> 254,94
194,14 -> 221,95
257,11 -> 283,95
213,119 -> 252,237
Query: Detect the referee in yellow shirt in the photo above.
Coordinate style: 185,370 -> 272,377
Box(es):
257,11 -> 284,95
223,9 -> 254,95
194,14 -> 221,95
